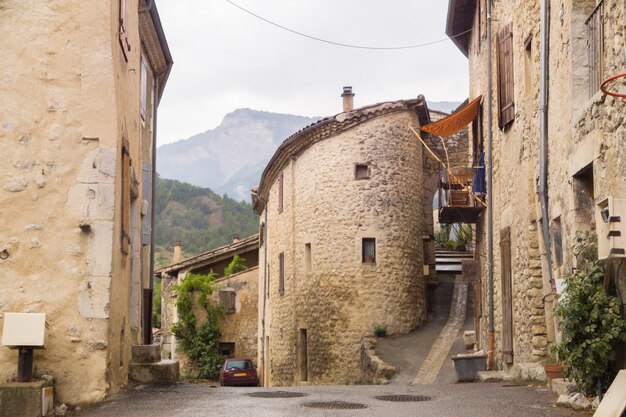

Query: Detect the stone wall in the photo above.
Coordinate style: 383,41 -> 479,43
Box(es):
463,0 -> 626,369
0,0 -> 158,405
257,105 -> 468,386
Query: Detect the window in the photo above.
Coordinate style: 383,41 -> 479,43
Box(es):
362,238 -> 376,263
140,53 -> 148,120
497,22 -> 515,130
304,243 -> 311,273
118,0 -> 130,61
278,172 -> 284,213
551,217 -> 564,268
121,139 -> 131,254
218,342 -> 235,357
573,163 -> 595,230
259,222 -> 265,247
586,0 -> 605,97
524,35 -> 533,97
278,252 -> 285,295
219,289 -> 236,313
355,164 -> 370,180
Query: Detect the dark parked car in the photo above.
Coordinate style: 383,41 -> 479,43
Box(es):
219,357 -> 259,386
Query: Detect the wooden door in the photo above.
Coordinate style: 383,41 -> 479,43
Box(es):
500,227 -> 514,364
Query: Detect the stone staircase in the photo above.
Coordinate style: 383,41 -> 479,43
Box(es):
435,250 -> 473,274
129,344 -> 179,384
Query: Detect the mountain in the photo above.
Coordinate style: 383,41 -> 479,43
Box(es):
156,102 -> 460,202
157,109 -> 319,202
154,177 -> 259,268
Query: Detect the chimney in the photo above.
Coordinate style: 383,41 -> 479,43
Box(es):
173,241 -> 182,263
341,86 -> 354,112
232,234 -> 240,243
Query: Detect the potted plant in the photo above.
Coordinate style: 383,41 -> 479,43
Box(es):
543,349 -> 564,389
373,324 -> 387,338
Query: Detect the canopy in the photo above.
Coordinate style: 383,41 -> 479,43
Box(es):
420,95 -> 482,137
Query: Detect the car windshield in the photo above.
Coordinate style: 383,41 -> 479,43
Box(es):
226,360 -> 252,370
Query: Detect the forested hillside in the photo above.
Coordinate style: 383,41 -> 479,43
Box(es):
155,177 -> 258,268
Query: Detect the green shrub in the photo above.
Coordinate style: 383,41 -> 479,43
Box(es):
224,254 -> 247,277
374,324 -> 387,337
552,235 -> 626,395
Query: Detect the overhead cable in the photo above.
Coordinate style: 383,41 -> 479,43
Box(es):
225,0 -> 472,50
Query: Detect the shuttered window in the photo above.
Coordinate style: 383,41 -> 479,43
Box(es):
118,0 -> 130,62
278,172 -> 284,214
219,290 -> 236,314
500,226 -> 514,364
278,252 -> 285,295
497,23 -> 515,129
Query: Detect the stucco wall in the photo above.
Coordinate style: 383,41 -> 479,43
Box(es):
0,0 -> 155,405
259,109 -> 433,386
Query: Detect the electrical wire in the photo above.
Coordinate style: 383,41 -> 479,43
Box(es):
225,0 -> 472,50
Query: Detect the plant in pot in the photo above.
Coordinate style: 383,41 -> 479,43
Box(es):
552,233 -> 626,396
373,323 -> 387,338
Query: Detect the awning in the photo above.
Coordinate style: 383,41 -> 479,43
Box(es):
420,95 -> 482,137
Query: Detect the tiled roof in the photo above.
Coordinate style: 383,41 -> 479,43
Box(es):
252,96 -> 431,213
155,234 -> 259,276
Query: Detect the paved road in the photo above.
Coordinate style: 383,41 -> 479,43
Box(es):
79,382 -> 585,417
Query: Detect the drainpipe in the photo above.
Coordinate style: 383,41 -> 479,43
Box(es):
260,203 -> 268,386
539,0 -> 554,290
486,0 -> 495,370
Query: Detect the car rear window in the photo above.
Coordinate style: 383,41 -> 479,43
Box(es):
226,360 -> 252,370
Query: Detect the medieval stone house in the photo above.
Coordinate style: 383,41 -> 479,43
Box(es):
157,236 -> 259,364
0,0 -> 172,405
446,0 -> 626,370
251,89 -> 469,386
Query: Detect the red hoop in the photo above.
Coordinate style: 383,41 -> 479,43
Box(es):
600,72 -> 626,102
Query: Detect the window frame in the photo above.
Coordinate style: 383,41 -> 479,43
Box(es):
362,238 -> 376,264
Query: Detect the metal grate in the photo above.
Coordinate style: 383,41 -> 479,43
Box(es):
374,394 -> 432,402
302,401 -> 367,410
247,391 -> 307,398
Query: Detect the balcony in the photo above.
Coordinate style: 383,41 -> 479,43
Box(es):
437,167 -> 485,224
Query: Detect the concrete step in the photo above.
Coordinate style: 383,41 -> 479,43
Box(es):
436,264 -> 463,273
132,344 -> 161,364
129,359 -> 180,384
436,258 -> 472,264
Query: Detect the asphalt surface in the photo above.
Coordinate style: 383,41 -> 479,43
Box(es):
77,274 -> 586,416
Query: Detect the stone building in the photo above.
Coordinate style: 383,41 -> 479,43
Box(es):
251,89 -> 469,386
157,236 -> 259,364
0,0 -> 172,405
446,0 -> 626,370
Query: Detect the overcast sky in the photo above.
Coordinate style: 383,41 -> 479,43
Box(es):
155,0 -> 469,146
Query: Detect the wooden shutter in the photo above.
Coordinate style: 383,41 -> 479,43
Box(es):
500,226 -> 514,364
278,172 -> 284,213
278,252 -> 284,295
497,23 -> 515,129
118,0 -> 130,61
219,290 -> 236,313
121,139 -> 131,255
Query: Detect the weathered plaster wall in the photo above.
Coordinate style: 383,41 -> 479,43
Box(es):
261,110 -> 430,386
0,0 -> 153,405
213,267 -> 259,361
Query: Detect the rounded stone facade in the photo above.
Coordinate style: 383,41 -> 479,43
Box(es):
255,101 -> 436,386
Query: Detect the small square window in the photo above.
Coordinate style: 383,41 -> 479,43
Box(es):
355,164 -> 370,180
362,238 -> 376,263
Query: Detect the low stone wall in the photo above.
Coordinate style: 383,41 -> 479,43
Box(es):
360,338 -> 396,384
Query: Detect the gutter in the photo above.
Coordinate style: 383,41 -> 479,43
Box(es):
486,0 -> 495,370
539,0 -> 554,289
260,204 -> 268,386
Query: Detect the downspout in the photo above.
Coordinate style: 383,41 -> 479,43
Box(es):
486,0 -> 495,370
539,0 -> 554,289
260,203 -> 268,386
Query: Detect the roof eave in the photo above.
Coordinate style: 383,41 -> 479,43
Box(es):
446,0 -> 472,57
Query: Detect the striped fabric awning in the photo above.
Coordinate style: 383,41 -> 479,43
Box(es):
420,96 -> 482,137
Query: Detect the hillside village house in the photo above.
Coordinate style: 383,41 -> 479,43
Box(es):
157,236 -> 259,365
251,89 -> 471,386
446,0 -> 626,371
0,0 -> 172,405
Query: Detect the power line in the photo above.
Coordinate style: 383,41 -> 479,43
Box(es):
225,0 -> 472,50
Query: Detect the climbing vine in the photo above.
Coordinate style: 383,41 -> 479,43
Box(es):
171,272 -> 223,379
224,254 -> 247,277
